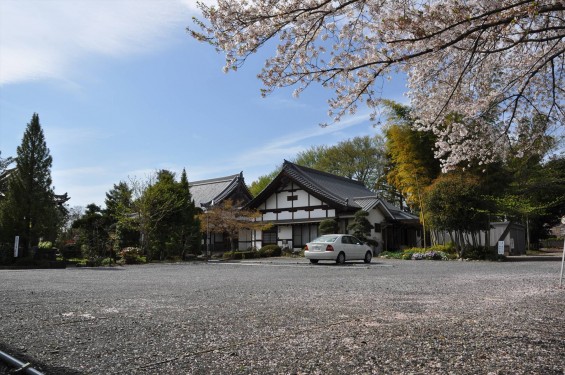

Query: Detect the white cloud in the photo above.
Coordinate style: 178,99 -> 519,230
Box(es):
44,126 -> 110,148
0,0 -> 199,85
53,166 -> 108,179
184,112 -> 373,181
239,111 -> 371,162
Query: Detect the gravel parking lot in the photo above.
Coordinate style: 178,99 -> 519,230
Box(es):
1,257 -> 564,374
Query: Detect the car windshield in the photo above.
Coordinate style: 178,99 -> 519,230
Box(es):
312,235 -> 339,243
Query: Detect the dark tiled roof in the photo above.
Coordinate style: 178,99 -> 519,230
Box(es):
189,172 -> 251,208
248,161 -> 374,209
353,196 -> 419,221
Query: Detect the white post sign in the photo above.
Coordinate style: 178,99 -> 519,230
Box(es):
559,216 -> 565,287
497,241 -> 505,255
14,236 -> 20,257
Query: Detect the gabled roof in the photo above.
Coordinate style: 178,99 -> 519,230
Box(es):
248,161 -> 375,210
189,172 -> 252,209
353,196 -> 419,222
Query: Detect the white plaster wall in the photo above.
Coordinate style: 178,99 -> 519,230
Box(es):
367,208 -> 386,223
366,208 -> 385,240
294,210 -> 309,219
278,211 -> 292,220
278,225 -> 292,239
265,194 -> 277,209
310,209 -> 327,218
294,190 -> 309,206
278,193 -> 292,208
310,196 -> 322,205
263,212 -> 276,221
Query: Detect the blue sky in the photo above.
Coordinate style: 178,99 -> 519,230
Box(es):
0,0 -> 407,208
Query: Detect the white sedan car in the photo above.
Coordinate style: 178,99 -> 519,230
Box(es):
304,234 -> 373,264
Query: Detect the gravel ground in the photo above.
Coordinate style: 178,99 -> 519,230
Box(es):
0,257 -> 564,374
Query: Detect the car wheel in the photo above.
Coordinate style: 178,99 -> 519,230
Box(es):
336,252 -> 345,265
309,259 -> 319,264
364,251 -> 372,264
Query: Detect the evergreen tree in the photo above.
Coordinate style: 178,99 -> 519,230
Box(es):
133,169 -> 202,260
105,181 -> 133,221
104,181 -> 137,250
347,210 -> 373,242
0,114 -> 59,250
0,151 -> 14,197
319,219 -> 338,235
72,203 -> 111,259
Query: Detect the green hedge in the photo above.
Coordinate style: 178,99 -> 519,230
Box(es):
223,245 -> 283,260
380,243 -> 505,261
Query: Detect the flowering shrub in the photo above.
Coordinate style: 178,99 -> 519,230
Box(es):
381,245 -> 457,260
411,251 -> 447,260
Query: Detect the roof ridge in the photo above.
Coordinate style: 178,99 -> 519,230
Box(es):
214,174 -> 244,203
284,162 -> 349,206
189,174 -> 239,186
285,161 -> 367,186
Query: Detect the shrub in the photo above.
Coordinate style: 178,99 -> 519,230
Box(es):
379,251 -> 404,260
60,244 -> 81,259
403,246 -> 457,260
222,246 -> 283,260
462,245 -> 503,261
411,251 -> 447,260
380,247 -> 456,260
38,241 -> 53,249
427,243 -> 457,255
101,257 -> 114,266
223,251 -> 236,259
259,244 -> 282,257
282,247 -> 304,257
0,242 -> 14,265
119,247 -> 146,264
281,247 -> 303,257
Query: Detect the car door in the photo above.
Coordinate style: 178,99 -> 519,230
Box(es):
347,235 -> 364,259
339,235 -> 352,259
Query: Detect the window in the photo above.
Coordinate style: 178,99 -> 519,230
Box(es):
374,223 -> 382,233
263,228 -> 277,245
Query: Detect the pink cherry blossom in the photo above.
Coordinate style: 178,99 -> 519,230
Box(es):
190,0 -> 564,168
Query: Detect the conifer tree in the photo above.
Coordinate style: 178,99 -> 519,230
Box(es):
1,114 -> 59,250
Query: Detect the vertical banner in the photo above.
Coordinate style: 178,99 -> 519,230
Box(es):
14,236 -> 20,257
497,241 -> 505,255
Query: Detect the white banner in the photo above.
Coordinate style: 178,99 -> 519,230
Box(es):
497,241 -> 505,255
14,236 -> 20,257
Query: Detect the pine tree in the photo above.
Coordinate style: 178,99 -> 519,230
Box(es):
347,210 -> 373,242
1,114 -> 59,250
0,151 -> 14,196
